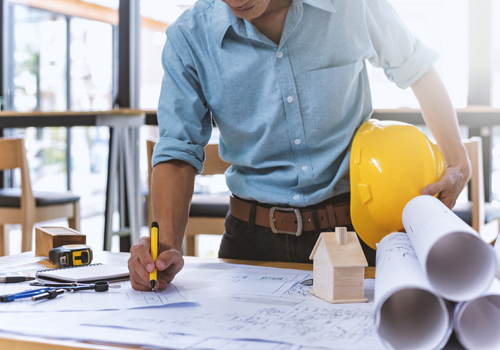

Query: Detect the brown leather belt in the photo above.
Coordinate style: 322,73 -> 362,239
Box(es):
229,195 -> 351,236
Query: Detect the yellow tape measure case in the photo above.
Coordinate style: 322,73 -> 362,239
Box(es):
49,244 -> 93,267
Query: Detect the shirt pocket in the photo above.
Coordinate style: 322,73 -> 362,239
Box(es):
306,60 -> 364,129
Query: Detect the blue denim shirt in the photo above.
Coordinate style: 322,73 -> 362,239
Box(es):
153,0 -> 438,207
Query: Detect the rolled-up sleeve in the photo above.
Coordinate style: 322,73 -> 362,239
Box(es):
364,0 -> 439,89
152,31 -> 212,173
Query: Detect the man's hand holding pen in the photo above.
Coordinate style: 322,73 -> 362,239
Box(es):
128,236 -> 184,291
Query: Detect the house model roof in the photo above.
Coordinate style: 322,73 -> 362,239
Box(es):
309,232 -> 368,267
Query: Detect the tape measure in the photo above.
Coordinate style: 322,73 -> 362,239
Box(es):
49,244 -> 93,267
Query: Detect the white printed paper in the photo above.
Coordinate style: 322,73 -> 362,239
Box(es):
86,294 -> 382,350
403,195 -> 496,301
0,310 -> 205,349
0,262 -> 383,349
375,232 -> 452,350
84,263 -> 383,349
0,310 -> 306,350
178,262 -> 314,300
0,280 -> 194,311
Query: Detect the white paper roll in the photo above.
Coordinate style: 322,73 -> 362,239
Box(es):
375,233 -> 452,350
454,279 -> 500,350
403,195 -> 497,301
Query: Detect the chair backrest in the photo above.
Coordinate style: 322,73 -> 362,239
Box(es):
146,140 -> 230,225
0,137 -> 35,209
0,138 -> 25,170
201,144 -> 231,175
462,137 -> 484,233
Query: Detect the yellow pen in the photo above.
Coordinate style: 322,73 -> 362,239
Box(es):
150,221 -> 159,290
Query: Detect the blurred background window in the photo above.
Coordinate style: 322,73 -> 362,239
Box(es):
369,0 -> 469,109
12,6 -> 67,112
139,0 -> 194,109
4,0 -> 115,251
70,18 -> 113,111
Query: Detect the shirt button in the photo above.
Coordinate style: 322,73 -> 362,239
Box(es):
293,195 -> 299,200
294,139 -> 301,145
301,165 -> 308,171
287,96 -> 293,103
277,51 -> 283,58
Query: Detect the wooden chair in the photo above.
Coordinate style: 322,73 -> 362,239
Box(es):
452,137 -> 500,243
146,139 -> 230,256
0,138 -> 80,255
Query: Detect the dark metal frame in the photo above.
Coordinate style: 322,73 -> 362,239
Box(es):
105,0 -> 140,247
66,16 -> 72,190
115,0 -> 140,109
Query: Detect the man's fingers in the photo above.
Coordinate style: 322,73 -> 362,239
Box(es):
128,254 -> 151,287
421,181 -> 443,197
155,250 -> 184,287
437,191 -> 457,210
422,170 -> 463,210
128,265 -> 152,291
130,236 -> 155,272
157,279 -> 169,290
128,236 -> 158,289
157,249 -> 184,272
129,240 -> 184,291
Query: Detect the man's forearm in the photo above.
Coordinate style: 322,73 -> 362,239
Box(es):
411,66 -> 468,167
151,160 -> 197,251
410,66 -> 471,207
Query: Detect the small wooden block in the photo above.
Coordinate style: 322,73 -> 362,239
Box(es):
35,226 -> 86,257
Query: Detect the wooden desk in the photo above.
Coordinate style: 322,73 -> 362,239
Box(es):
0,251 -> 377,350
0,110 -> 145,249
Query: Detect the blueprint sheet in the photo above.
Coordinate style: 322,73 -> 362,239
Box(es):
0,280 -> 195,311
0,262 -> 383,349
85,263 -> 383,349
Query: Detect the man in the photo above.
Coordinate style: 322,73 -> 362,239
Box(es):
128,0 -> 471,291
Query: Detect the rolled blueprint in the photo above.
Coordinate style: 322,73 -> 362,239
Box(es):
403,195 -> 497,301
454,279 -> 500,349
375,233 -> 452,350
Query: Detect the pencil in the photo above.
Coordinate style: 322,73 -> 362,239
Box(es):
150,221 -> 159,290
0,276 -> 35,283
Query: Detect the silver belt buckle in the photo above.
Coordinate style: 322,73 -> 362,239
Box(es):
269,207 -> 303,236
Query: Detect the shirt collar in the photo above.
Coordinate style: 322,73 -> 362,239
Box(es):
213,0 -> 336,47
302,0 -> 336,13
213,0 -> 235,47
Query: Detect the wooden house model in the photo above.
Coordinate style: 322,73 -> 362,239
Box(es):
309,227 -> 368,303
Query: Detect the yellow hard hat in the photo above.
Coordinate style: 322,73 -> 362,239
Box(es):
350,119 -> 445,249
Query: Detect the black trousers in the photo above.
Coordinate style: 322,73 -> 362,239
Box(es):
218,195 -> 376,266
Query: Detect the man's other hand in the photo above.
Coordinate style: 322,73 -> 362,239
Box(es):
128,236 -> 184,291
421,161 -> 471,210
